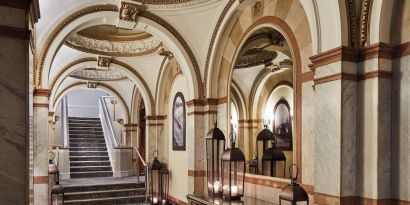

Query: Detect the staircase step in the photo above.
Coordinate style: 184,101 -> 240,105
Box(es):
70,161 -> 111,167
70,151 -> 109,157
68,126 -> 102,132
69,122 -> 102,126
70,171 -> 113,178
63,195 -> 145,205
70,156 -> 109,161
70,138 -> 106,143
71,166 -> 112,172
70,147 -> 107,151
69,130 -> 104,134
70,143 -> 106,147
64,188 -> 145,201
69,135 -> 104,139
64,183 -> 144,193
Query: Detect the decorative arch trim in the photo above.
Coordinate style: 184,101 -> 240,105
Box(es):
52,82 -> 132,123
36,4 -> 203,99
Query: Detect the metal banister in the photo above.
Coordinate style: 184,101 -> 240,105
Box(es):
61,96 -> 69,148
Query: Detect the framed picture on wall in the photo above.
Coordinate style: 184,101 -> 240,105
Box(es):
172,92 -> 186,151
273,99 -> 293,150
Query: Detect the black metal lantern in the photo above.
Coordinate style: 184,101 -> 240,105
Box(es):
279,164 -> 309,205
221,130 -> 245,201
149,151 -> 162,205
159,159 -> 170,205
206,122 -> 226,197
256,124 -> 275,174
262,140 -> 286,177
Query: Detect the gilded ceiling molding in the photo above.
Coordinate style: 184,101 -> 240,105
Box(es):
78,30 -> 151,41
203,0 -> 236,96
345,0 -> 358,47
359,0 -> 373,47
120,1 -> 144,22
64,33 -> 162,57
69,69 -> 128,81
97,56 -> 112,67
35,4 -> 119,88
37,3 -> 202,99
132,0 -> 217,10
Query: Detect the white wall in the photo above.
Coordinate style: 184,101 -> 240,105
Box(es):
168,75 -> 188,202
66,88 -> 107,117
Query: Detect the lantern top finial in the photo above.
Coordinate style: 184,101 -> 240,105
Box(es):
206,122 -> 225,140
279,164 -> 309,202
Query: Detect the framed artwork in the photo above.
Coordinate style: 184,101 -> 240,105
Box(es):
273,99 -> 293,150
172,92 -> 186,151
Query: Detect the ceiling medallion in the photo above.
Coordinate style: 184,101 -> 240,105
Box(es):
65,33 -> 162,56
265,59 -> 293,73
69,68 -> 128,81
235,48 -> 278,69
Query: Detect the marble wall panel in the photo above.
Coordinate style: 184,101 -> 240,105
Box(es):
314,80 -> 342,196
341,80 -> 357,197
302,81 -> 315,185
0,35 -> 28,204
391,56 -> 410,201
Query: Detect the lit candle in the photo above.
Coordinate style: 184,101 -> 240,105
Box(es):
162,199 -> 166,205
231,185 -> 238,196
213,181 -> 221,192
153,197 -> 158,204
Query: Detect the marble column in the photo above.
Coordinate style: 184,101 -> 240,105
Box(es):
33,89 -> 51,205
186,103 -> 206,196
313,49 -> 357,203
356,46 -> 393,201
48,112 -> 55,148
0,2 -> 32,204
145,116 -> 165,163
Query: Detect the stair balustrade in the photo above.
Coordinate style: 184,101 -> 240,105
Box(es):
62,95 -> 69,148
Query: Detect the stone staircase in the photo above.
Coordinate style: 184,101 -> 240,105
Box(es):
62,180 -> 146,205
69,117 -> 113,178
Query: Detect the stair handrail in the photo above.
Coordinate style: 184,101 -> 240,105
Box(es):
99,97 -> 119,148
61,96 -> 69,148
133,147 -> 149,202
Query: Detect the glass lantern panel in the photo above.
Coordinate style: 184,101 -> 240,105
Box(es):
160,174 -> 169,202
222,161 -> 245,200
150,170 -> 161,204
256,141 -> 271,174
206,139 -> 224,195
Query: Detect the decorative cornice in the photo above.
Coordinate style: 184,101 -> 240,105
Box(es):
358,42 -> 396,60
185,98 -> 224,107
33,103 -> 49,108
0,25 -> 30,39
146,115 -> 167,120
314,70 -> 391,85
33,89 -> 51,97
187,111 -> 217,116
65,33 -> 162,57
33,176 -> 48,184
35,4 -> 119,88
396,41 -> 410,58
309,46 -> 358,70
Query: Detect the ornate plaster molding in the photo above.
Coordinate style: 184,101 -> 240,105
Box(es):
65,33 -> 162,56
120,1 -> 144,22
345,0 -> 358,47
98,56 -> 112,67
69,68 -> 128,81
35,4 -> 119,88
359,0 -> 373,47
132,0 -> 217,10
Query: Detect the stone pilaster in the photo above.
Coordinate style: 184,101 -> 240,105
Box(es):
311,47 -> 358,203
33,88 -> 50,205
124,124 -> 138,147
145,116 -> 165,163
0,2 -> 32,204
355,43 -> 394,201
